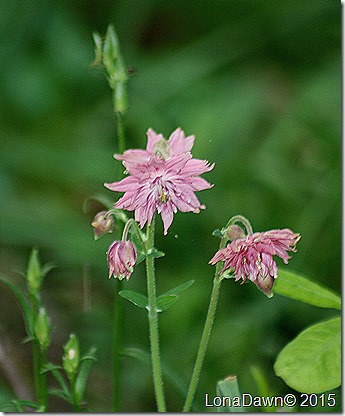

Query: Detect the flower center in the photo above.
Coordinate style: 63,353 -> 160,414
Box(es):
154,139 -> 170,159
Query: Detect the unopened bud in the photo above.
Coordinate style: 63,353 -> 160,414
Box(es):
92,211 -> 114,240
226,224 -> 245,241
107,240 -> 137,281
26,249 -> 42,296
63,334 -> 80,378
255,273 -> 274,298
34,307 -> 51,350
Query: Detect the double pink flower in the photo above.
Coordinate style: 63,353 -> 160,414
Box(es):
210,229 -> 300,296
105,128 -> 214,235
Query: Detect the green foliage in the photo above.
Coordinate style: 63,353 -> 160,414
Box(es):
156,295 -> 178,312
119,290 -> 148,309
216,376 -> 244,413
120,280 -> 194,312
273,269 -> 341,310
0,275 -> 34,337
274,317 -> 341,393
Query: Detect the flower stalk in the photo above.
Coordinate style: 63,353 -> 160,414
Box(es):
182,233 -> 228,412
146,219 -> 166,412
93,24 -> 129,411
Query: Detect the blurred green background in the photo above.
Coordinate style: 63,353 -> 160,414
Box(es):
0,0 -> 341,412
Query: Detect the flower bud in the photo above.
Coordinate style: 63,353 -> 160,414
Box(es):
92,211 -> 114,240
26,249 -> 42,296
226,224 -> 245,241
255,273 -> 274,298
63,334 -> 80,378
107,240 -> 137,281
34,307 -> 51,350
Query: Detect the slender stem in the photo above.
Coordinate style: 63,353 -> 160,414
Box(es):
113,279 -> 123,412
70,374 -> 81,412
115,112 -> 126,155
31,295 -> 47,409
112,109 -> 126,412
183,235 -> 228,412
32,339 -> 41,404
146,219 -> 166,412
40,348 -> 48,410
226,214 -> 253,236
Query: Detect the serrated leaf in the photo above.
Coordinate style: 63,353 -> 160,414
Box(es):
273,269 -> 341,310
216,375 -> 244,412
156,295 -> 178,312
274,317 -> 341,393
119,290 -> 148,308
161,280 -> 194,297
75,347 -> 97,402
0,275 -> 33,337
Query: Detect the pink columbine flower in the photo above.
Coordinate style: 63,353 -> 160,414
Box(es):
107,240 -> 137,280
105,128 -> 214,235
209,229 -> 300,297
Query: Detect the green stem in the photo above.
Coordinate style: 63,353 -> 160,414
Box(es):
112,109 -> 126,412
32,339 -> 42,404
70,374 -> 81,412
183,235 -> 228,412
115,112 -> 126,154
40,348 -> 48,410
226,214 -> 253,236
113,279 -> 123,412
146,219 -> 166,412
31,295 -> 47,409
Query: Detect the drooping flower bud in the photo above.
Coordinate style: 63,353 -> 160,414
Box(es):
226,224 -> 245,241
34,307 -> 51,350
107,240 -> 137,281
91,211 -> 114,240
63,334 -> 80,379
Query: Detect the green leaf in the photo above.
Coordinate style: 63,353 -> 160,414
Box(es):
0,275 -> 33,337
42,363 -> 71,401
250,367 -> 276,412
75,347 -> 97,402
156,295 -> 178,312
122,347 -> 188,400
274,317 -> 341,393
48,389 -> 73,404
11,400 -> 42,411
216,375 -> 244,412
273,269 -> 341,310
147,247 -> 165,259
119,290 -> 148,308
161,279 -> 195,297
135,247 -> 165,265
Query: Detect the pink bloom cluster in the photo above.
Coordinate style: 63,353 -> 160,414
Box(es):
210,229 -> 300,297
105,128 -> 214,234
107,240 -> 137,280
